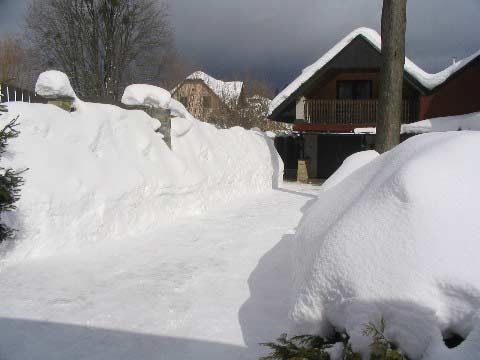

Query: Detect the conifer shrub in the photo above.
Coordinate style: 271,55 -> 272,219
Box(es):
0,103 -> 25,242
260,319 -> 408,360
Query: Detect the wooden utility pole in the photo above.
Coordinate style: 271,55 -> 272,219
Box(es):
376,0 -> 407,153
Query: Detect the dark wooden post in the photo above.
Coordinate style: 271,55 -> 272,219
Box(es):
376,0 -> 407,153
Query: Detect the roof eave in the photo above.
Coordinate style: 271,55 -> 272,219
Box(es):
268,33 -> 430,116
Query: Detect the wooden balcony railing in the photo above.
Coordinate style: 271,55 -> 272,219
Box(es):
304,99 -> 419,125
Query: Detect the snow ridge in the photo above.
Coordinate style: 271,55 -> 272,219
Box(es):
1,83 -> 283,260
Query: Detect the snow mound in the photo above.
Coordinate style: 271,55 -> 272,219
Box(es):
121,84 -> 172,109
321,150 -> 379,191
35,70 -> 77,99
291,132 -> 480,359
0,99 -> 282,260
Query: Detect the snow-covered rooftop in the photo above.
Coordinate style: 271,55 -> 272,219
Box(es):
269,27 -> 480,116
353,111 -> 480,135
183,71 -> 244,104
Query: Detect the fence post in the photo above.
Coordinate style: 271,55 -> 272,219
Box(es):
44,96 -> 75,111
123,105 -> 172,148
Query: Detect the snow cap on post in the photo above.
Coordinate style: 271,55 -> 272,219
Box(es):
121,84 -> 172,109
35,70 -> 77,99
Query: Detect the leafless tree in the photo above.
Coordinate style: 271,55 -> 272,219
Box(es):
160,50 -> 195,91
376,0 -> 408,153
25,0 -> 173,99
0,35 -> 38,89
212,77 -> 290,131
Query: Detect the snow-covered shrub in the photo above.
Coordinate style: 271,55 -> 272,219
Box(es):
260,320 -> 408,360
290,132 -> 480,360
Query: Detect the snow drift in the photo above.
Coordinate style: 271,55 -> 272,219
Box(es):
0,87 -> 282,260
291,132 -> 480,359
321,150 -> 379,192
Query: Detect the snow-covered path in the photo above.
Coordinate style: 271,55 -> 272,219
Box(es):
0,183 -> 319,360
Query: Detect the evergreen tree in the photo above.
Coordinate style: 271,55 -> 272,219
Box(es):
0,103 -> 25,242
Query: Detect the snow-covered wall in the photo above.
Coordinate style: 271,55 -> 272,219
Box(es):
0,98 -> 283,260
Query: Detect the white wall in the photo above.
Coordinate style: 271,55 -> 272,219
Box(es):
295,97 -> 306,121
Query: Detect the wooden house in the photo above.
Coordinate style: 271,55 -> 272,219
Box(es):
269,28 -> 480,179
172,71 -> 244,123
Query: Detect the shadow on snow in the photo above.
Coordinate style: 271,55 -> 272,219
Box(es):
0,317 -> 247,360
238,187 -> 319,355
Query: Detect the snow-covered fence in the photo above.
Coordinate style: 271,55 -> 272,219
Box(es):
0,83 -> 47,104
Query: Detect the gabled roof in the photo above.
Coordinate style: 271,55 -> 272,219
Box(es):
175,71 -> 244,104
269,27 -> 480,117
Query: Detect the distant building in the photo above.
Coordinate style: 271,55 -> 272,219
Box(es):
269,27 -> 480,180
172,71 -> 245,122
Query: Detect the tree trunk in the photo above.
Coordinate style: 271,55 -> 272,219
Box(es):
376,0 -> 407,153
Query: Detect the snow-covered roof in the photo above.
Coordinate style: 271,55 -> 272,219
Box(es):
353,111 -> 480,135
183,71 -> 244,104
269,27 -> 480,116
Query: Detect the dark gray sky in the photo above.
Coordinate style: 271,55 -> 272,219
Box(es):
2,0 -> 479,88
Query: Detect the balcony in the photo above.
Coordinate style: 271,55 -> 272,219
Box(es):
304,99 -> 419,125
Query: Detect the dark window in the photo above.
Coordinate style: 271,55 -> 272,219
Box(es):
203,96 -> 212,108
180,97 -> 188,106
337,80 -> 372,100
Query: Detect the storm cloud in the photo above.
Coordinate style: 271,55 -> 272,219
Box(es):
171,0 -> 480,88
1,0 -> 479,88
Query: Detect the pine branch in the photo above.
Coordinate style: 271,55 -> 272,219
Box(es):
0,113 -> 26,242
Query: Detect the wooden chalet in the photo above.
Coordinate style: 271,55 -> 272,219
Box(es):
269,28 -> 480,179
172,71 -> 245,123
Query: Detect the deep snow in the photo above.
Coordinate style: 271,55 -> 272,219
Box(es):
2,72 -> 480,359
0,98 -> 282,260
0,183 -> 319,360
290,131 -> 480,360
321,150 -> 379,192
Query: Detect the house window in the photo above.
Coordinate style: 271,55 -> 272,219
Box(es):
336,80 -> 372,100
203,96 -> 212,109
180,96 -> 188,106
